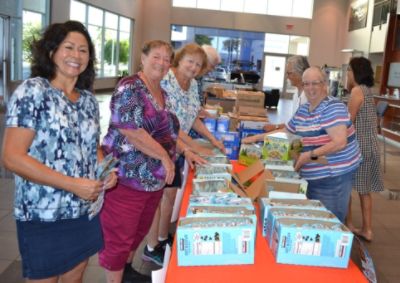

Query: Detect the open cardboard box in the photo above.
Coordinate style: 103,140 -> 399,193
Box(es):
229,160 -> 309,201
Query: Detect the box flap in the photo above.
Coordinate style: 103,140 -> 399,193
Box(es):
233,160 -> 265,184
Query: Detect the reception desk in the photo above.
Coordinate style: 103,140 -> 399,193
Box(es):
165,163 -> 367,283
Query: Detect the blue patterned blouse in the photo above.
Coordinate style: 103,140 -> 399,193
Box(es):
6,77 -> 100,221
102,74 -> 179,192
162,69 -> 201,134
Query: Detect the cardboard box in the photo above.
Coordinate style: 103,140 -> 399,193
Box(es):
216,116 -> 230,132
236,90 -> 265,109
262,132 -> 302,161
195,164 -> 232,181
204,117 -> 217,133
177,216 -> 256,266
264,208 -> 340,246
207,97 -> 236,113
229,160 -> 266,200
189,193 -> 253,206
192,179 -> 232,196
259,198 -> 327,237
238,143 -> 264,166
265,178 -> 308,196
237,106 -> 267,118
270,218 -> 353,268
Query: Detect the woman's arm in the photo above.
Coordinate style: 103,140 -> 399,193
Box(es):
192,117 -> 225,152
294,124 -> 347,171
119,128 -> 175,184
347,86 -> 364,123
2,127 -> 104,201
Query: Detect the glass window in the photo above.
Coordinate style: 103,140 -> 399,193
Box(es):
173,0 -> 197,8
105,12 -> 118,29
292,0 -> 313,19
104,29 -> 118,76
267,0 -> 291,17
88,6 -> 103,26
197,0 -> 220,10
243,0 -> 268,14
120,16 -> 131,32
171,0 -> 313,19
221,0 -> 244,12
70,1 -> 86,21
170,25 -> 264,74
288,36 -> 310,56
21,0 -> 50,80
70,1 -> 133,78
264,33 -> 289,54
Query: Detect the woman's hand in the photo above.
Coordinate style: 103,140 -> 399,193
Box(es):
211,138 -> 226,153
102,170 -> 118,190
294,151 -> 311,172
184,150 -> 208,169
72,178 -> 106,201
161,155 -> 175,185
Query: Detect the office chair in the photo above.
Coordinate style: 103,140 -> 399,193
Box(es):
376,101 -> 389,172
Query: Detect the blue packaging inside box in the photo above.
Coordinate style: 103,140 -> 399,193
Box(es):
270,218 -> 353,268
259,198 -> 327,237
204,117 -> 217,132
264,208 -> 340,246
177,216 -> 256,266
217,116 -> 230,132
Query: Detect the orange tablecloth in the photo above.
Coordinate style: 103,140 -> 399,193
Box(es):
165,162 -> 367,283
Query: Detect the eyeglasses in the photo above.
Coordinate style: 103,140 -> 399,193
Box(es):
302,80 -> 324,87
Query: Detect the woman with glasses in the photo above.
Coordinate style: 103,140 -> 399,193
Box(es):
287,66 -> 361,222
345,57 -> 384,242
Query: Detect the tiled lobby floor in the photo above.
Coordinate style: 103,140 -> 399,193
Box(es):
1,97 -> 399,283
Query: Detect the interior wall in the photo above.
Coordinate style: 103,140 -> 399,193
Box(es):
168,0 -> 348,67
343,0 -> 376,58
309,0 -> 348,66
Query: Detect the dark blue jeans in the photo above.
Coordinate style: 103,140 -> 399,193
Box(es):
306,171 -> 354,222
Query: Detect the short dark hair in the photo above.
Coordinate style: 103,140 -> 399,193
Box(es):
30,20 -> 96,91
349,57 -> 374,87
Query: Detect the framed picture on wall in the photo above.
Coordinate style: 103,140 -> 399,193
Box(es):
348,0 -> 369,31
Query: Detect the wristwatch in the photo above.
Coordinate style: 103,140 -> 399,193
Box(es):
310,150 -> 318,161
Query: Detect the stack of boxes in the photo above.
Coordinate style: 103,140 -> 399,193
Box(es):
176,143 -> 257,266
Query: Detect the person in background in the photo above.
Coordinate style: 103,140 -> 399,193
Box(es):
345,57 -> 384,242
198,44 -> 222,105
1,21 -> 117,282
241,55 -> 310,143
142,43 -> 225,267
99,40 -> 180,283
287,66 -> 361,222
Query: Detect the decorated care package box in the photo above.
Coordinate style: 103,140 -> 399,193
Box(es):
264,207 -> 340,246
259,198 -> 326,237
270,218 -> 354,268
177,216 -> 256,266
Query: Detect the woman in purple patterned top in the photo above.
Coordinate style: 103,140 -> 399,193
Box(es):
99,40 -> 179,283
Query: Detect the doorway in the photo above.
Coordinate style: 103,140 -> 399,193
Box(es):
0,14 -> 10,106
261,54 -> 287,92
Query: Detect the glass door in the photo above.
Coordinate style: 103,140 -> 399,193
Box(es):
261,54 -> 287,91
0,14 -> 10,105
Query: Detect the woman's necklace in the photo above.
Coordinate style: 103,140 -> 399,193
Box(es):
140,72 -> 164,108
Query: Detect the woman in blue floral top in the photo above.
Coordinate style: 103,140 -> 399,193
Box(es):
99,40 -> 180,283
2,21 -> 117,282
